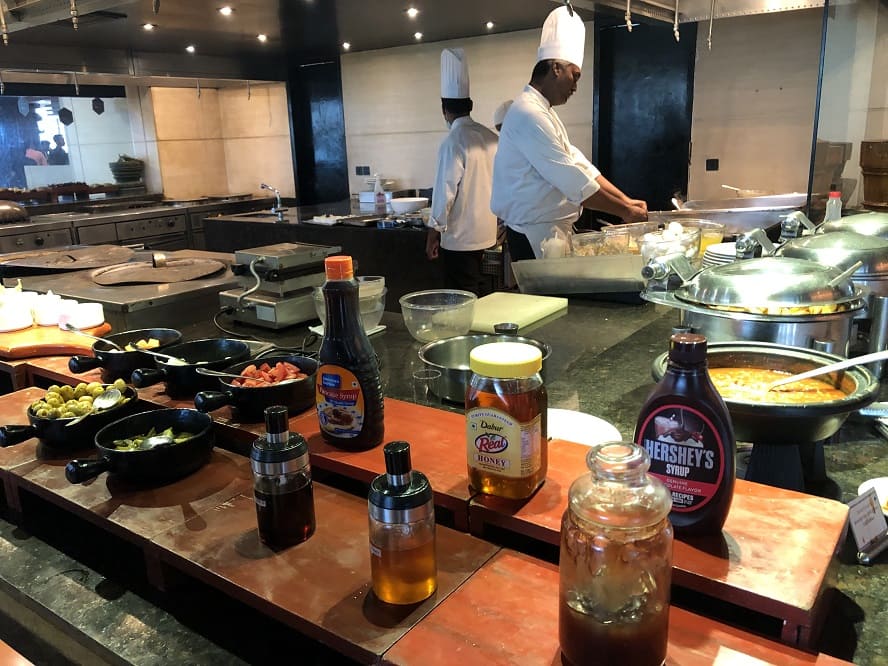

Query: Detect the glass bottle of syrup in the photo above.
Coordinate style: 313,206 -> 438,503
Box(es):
316,255 -> 384,450
368,441 -> 437,605
634,333 -> 736,536
465,341 -> 547,499
560,442 -> 673,666
250,405 -> 316,549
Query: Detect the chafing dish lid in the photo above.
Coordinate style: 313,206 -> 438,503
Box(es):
818,212 -> 888,239
778,231 -> 888,277
0,200 -> 28,224
675,257 -> 859,309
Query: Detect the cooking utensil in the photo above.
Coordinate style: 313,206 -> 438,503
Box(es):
193,354 -> 318,421
65,408 -> 214,484
418,334 -> 552,403
63,323 -> 122,350
65,388 -> 122,427
766,348 -> 888,391
130,338 -> 251,399
195,368 -> 276,384
651,341 -> 879,444
68,328 -> 183,382
0,386 -> 139,449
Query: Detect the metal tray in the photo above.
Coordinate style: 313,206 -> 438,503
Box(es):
512,255 -> 644,295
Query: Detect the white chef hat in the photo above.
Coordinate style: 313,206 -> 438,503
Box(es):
441,48 -> 470,99
493,100 -> 513,128
537,6 -> 585,70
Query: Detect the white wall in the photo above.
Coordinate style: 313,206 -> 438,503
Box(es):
687,10 -> 823,201
340,23 -> 595,194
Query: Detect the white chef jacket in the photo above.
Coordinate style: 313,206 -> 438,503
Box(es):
429,116 -> 499,252
491,85 -> 601,254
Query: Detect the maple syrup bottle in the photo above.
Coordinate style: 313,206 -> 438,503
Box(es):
634,333 -> 735,536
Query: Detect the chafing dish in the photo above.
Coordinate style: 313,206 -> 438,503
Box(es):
778,231 -> 888,297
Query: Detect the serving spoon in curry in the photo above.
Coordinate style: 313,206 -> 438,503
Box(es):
766,348 -> 888,392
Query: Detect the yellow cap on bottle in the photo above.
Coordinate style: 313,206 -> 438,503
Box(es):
469,342 -> 542,378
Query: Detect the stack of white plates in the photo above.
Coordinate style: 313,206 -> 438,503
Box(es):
702,242 -> 737,269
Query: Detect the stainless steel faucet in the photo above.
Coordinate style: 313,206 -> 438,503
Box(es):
260,183 -> 285,221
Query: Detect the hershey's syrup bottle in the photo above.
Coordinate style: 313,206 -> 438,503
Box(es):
316,255 -> 384,450
633,333 -> 735,536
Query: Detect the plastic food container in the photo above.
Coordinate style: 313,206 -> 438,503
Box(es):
676,219 -> 725,256
572,222 -> 660,256
640,225 -> 701,264
399,289 -> 477,342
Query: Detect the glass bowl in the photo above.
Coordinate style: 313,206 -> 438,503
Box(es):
640,225 -> 701,264
675,219 -> 725,256
313,285 -> 387,332
399,289 -> 477,342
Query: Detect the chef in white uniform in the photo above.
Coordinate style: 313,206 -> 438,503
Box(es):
426,48 -> 499,294
491,6 -> 648,260
493,100 -> 512,132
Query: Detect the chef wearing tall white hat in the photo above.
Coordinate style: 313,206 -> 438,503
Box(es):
426,47 -> 499,295
491,6 -> 648,261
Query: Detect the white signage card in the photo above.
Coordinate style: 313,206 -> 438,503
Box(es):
848,488 -> 888,551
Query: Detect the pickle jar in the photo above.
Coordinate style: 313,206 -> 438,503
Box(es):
559,442 -> 673,666
465,341 -> 547,500
368,441 -> 437,605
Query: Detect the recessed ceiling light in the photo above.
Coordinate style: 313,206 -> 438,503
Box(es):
414,31 -> 423,40
142,23 -> 155,31
486,21 -> 494,29
186,44 -> 196,53
342,42 -> 351,50
406,7 -> 419,18
257,33 -> 267,42
218,6 -> 234,15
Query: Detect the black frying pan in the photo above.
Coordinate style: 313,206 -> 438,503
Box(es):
0,386 -> 140,449
65,408 -> 215,484
130,338 -> 251,398
69,328 -> 182,382
193,355 -> 318,421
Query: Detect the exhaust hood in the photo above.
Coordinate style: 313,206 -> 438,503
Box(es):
1,0 -> 137,33
558,0 -> 837,24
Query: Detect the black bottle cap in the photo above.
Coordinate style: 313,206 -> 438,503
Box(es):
250,430 -> 308,463
669,332 -> 707,365
264,405 -> 289,436
384,440 -> 412,477
494,322 -> 520,336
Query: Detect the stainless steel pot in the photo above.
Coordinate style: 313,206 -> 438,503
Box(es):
418,334 -> 552,403
818,212 -> 888,239
650,341 -> 879,444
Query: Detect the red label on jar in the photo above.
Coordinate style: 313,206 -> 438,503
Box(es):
636,404 -> 725,513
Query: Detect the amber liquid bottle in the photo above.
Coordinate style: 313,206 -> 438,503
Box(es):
465,342 -> 547,500
316,255 -> 384,450
633,333 -> 736,536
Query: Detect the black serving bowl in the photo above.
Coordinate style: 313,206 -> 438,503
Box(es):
69,328 -> 182,382
651,341 -> 880,444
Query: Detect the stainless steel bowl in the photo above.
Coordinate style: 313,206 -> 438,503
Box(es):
650,341 -> 879,444
418,334 -> 552,403
818,212 -> 888,239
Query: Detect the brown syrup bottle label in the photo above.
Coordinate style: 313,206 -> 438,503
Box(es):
636,404 -> 726,512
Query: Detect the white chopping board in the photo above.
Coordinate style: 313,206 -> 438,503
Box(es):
470,291 -> 568,333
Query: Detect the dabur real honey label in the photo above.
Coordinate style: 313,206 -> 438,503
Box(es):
466,406 -> 542,478
316,365 -> 365,438
636,404 -> 725,512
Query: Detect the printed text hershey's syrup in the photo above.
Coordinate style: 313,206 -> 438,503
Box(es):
633,333 -> 735,536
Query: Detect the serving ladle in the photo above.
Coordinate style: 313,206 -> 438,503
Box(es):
63,323 -> 123,350
65,388 -> 122,427
766,348 -> 888,392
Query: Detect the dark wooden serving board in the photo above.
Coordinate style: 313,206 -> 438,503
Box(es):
91,259 -> 227,285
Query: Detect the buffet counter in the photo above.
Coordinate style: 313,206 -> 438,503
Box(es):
0,299 -> 884,664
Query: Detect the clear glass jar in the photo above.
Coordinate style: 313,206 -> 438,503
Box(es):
466,342 -> 547,500
369,441 -> 437,605
559,442 -> 673,666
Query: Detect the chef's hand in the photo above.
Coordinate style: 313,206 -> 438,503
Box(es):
621,203 -> 648,224
426,229 -> 440,260
627,199 -> 648,216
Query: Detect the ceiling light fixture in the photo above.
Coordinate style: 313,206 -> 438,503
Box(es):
342,42 -> 351,50
218,5 -> 233,16
414,31 -> 422,40
142,23 -> 156,31
257,33 -> 267,42
486,21 -> 494,29
186,44 -> 196,53
406,7 -> 419,18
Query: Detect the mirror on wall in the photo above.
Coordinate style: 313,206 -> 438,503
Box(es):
0,94 -> 133,194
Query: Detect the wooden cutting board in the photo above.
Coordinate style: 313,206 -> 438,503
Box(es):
470,291 -> 568,333
0,322 -> 111,359
91,259 -> 227,285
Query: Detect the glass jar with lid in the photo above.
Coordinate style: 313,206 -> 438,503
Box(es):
559,442 -> 673,666
465,341 -> 547,500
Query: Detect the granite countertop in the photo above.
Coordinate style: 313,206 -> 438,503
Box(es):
1,298 -> 886,664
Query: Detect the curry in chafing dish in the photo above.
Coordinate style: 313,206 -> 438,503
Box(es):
708,367 -> 847,404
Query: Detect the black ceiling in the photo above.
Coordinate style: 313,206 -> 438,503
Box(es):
6,0 -> 589,62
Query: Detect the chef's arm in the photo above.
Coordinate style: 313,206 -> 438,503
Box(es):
429,142 -> 465,232
582,175 -> 648,222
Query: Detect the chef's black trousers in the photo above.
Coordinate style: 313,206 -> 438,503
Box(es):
505,226 -> 536,262
439,248 -> 489,296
